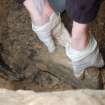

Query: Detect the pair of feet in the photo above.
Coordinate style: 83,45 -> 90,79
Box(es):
32,12 -> 104,79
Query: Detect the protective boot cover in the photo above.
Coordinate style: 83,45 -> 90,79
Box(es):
72,46 -> 104,78
51,13 -> 71,47
32,14 -> 56,53
66,35 -> 104,78
32,12 -> 71,52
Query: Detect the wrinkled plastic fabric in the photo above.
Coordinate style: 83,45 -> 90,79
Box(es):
23,0 -> 51,25
32,12 -> 71,49
66,35 -> 104,75
22,0 -> 65,25
32,0 -> 47,14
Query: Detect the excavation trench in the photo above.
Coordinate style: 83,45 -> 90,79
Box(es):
0,0 -> 105,91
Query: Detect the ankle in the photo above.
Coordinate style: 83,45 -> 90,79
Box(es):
71,36 -> 89,50
71,21 -> 89,50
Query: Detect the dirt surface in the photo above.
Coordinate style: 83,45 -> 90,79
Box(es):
0,0 -> 105,91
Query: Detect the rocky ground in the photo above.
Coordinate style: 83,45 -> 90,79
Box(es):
0,0 -> 105,91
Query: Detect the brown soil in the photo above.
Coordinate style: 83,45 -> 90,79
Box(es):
0,0 -> 105,91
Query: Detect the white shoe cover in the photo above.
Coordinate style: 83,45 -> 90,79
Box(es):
66,35 -> 104,78
32,14 -> 56,53
32,12 -> 71,53
73,46 -> 104,78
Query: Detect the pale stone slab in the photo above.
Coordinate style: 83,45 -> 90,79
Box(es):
0,89 -> 105,105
